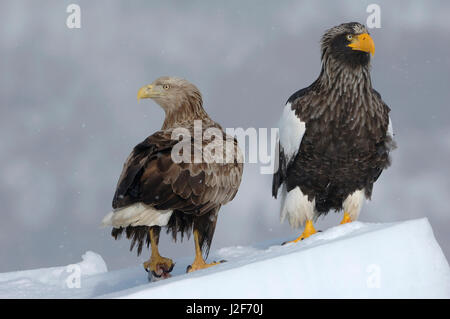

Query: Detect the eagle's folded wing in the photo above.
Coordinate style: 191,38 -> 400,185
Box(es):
112,130 -> 242,217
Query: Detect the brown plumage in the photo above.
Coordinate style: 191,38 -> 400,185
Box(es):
103,77 -> 243,277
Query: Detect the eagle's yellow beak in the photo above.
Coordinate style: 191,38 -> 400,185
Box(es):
137,85 -> 160,101
348,33 -> 375,56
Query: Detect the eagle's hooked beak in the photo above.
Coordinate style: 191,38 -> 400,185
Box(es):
137,85 -> 162,101
348,33 -> 375,56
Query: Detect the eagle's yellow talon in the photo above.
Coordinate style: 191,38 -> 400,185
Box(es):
340,212 -> 352,225
187,259 -> 224,273
187,229 -> 225,273
144,227 -> 174,278
143,255 -> 174,275
285,220 -> 317,244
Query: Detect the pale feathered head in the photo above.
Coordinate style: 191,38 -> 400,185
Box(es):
137,77 -> 203,114
137,76 -> 208,128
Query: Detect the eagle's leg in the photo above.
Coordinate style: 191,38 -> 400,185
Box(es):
143,226 -> 174,279
186,229 -> 223,273
285,220 -> 317,244
340,190 -> 364,225
340,212 -> 353,224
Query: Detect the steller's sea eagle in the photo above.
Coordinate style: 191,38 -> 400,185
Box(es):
102,77 -> 243,279
272,22 -> 395,243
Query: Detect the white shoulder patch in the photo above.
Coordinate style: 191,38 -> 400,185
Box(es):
387,116 -> 394,138
278,102 -> 306,164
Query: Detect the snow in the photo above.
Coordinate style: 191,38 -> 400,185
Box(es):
0,251 -> 107,298
1,218 -> 449,299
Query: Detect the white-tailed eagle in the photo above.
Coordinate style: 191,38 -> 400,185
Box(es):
103,77 -> 243,279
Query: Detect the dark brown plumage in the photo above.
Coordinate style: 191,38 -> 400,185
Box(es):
103,77 -> 243,277
272,22 -> 395,239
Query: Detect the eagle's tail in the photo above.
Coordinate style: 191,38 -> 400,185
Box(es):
111,226 -> 150,256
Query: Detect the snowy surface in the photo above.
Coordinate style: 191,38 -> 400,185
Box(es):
1,218 -> 449,299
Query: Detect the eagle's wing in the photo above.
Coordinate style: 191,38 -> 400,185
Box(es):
368,89 -> 396,186
112,129 -> 243,216
272,87 -> 310,198
372,88 -> 395,144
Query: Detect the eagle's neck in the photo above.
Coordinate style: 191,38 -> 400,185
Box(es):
318,55 -> 373,100
302,55 -> 383,136
162,99 -> 210,130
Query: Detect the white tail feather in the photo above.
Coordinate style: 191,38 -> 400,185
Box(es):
101,203 -> 173,228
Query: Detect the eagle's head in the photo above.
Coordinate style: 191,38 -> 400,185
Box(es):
321,22 -> 375,68
137,77 -> 203,114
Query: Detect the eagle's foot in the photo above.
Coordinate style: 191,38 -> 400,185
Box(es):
283,220 -> 317,245
186,259 -> 226,273
143,256 -> 174,279
340,212 -> 352,225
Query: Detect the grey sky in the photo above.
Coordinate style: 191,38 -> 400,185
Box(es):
1,0 -> 449,272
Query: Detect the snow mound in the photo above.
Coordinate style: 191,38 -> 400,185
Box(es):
0,218 -> 449,298
0,251 -> 107,298
104,218 -> 450,299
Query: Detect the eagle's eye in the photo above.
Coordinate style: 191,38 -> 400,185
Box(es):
346,34 -> 353,41
163,84 -> 170,90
